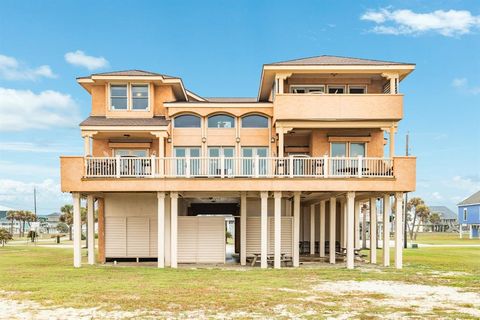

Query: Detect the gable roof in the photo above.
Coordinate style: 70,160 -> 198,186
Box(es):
77,69 -> 178,80
429,206 -> 457,220
267,55 -> 414,66
458,190 -> 480,206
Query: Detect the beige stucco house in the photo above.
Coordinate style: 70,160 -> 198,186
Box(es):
60,55 -> 416,270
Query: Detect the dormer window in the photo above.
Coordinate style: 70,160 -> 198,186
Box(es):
109,83 -> 150,111
110,85 -> 128,110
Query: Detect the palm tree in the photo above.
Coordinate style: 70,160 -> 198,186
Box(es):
406,197 -> 424,240
6,211 -> 17,235
60,205 -> 74,240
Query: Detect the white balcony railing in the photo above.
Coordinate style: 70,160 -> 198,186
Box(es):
84,156 -> 394,179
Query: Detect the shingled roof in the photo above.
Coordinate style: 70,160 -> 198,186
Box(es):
267,55 -> 414,66
429,206 -> 457,220
78,70 -> 178,79
458,191 -> 480,206
80,116 -> 169,127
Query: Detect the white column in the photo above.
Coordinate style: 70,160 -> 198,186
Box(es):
319,201 -> 326,258
310,204 -> 316,255
389,126 -> 395,158
362,204 -> 367,249
370,197 -> 377,264
383,194 -> 391,267
394,192 -> 403,269
293,192 -> 301,267
459,223 -> 463,239
278,130 -> 284,158
87,195 -> 95,265
329,197 -> 336,264
83,134 -> 91,156
73,192 -> 82,268
260,191 -> 268,269
469,225 -> 473,239
170,192 -> 178,268
274,191 -> 282,269
158,135 -> 165,177
354,201 -> 361,250
164,195 -> 171,266
240,192 -> 247,266
346,192 -> 355,269
157,192 -> 165,268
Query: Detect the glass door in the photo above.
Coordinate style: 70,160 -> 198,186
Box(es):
242,147 -> 268,176
114,149 -> 149,176
174,147 -> 201,176
208,147 -> 235,176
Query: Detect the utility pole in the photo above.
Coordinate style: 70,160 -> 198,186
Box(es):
404,133 -> 409,248
33,186 -> 37,218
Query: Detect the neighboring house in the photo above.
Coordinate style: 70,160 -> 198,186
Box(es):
0,205 -> 21,234
427,206 -> 458,232
60,55 -> 416,270
457,191 -> 480,239
38,212 -> 61,234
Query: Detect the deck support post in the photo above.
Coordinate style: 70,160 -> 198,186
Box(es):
73,192 -> 82,268
329,197 -> 336,264
310,204 -> 316,255
383,194 -> 391,267
319,201 -> 326,258
157,192 -> 165,268
170,192 -> 178,268
293,192 -> 301,267
346,192 -> 355,269
87,195 -> 95,265
362,203 -> 367,249
394,192 -> 403,269
354,201 -> 361,250
240,192 -> 247,266
260,191 -> 268,269
370,197 -> 377,264
274,191 -> 282,269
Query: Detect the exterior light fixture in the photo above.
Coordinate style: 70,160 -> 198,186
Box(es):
167,137 -> 172,143
202,137 -> 207,143
271,137 -> 276,143
236,137 -> 241,143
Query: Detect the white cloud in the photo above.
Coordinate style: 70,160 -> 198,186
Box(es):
0,54 -> 56,80
431,192 -> 443,200
0,178 -> 69,213
65,50 -> 109,70
451,77 -> 480,94
0,142 -> 80,154
0,87 -> 80,131
361,9 -> 480,36
452,175 -> 480,193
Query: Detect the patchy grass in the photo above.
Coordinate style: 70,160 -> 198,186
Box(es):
412,232 -> 480,245
0,245 -> 479,318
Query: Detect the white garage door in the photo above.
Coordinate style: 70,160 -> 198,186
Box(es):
178,216 -> 226,264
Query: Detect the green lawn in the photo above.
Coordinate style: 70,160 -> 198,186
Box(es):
412,232 -> 480,245
0,244 -> 479,318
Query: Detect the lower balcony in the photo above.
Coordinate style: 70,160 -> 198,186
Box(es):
60,155 -> 416,193
83,156 -> 394,179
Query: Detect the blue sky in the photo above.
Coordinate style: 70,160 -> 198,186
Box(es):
0,0 -> 479,214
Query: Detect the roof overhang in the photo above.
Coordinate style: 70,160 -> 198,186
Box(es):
258,64 -> 416,101
77,75 -> 188,101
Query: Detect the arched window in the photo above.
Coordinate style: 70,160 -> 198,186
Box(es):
174,114 -> 201,128
208,114 -> 235,128
241,115 -> 268,128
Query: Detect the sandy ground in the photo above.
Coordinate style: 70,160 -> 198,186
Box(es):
1,279 -> 479,319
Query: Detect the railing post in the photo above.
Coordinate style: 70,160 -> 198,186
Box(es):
254,155 -> 259,178
289,155 -> 294,178
116,155 -> 121,178
220,155 -> 225,178
185,155 -> 191,178
323,155 -> 329,178
358,155 -> 363,178
150,155 -> 156,177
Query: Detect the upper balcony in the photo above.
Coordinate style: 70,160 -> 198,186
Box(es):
273,93 -> 403,122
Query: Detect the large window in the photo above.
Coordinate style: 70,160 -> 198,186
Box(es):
348,86 -> 366,94
131,85 -> 149,109
110,83 -> 149,111
174,114 -> 201,128
242,115 -> 268,128
110,85 -> 128,110
290,85 -> 325,94
208,114 -> 235,128
327,85 -> 345,94
331,142 -> 366,157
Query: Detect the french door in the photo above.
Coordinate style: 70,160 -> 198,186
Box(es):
174,147 -> 201,176
242,147 -> 268,176
208,147 -> 235,176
